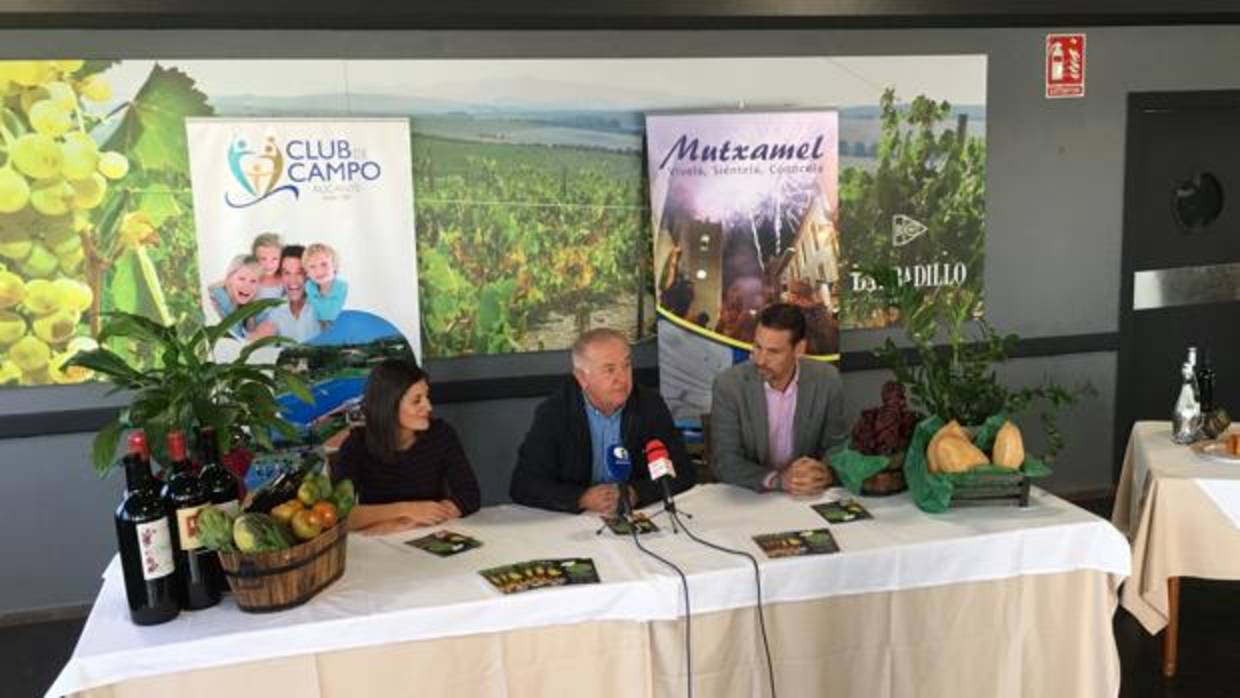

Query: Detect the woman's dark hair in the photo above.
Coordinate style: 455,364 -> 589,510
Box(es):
362,358 -> 427,464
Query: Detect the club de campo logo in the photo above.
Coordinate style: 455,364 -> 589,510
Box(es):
224,136 -> 300,208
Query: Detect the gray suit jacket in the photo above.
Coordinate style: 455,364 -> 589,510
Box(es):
710,358 -> 847,492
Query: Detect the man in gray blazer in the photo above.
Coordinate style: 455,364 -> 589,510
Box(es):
710,303 -> 847,495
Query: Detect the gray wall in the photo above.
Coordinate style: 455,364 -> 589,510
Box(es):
2,24 -> 1235,615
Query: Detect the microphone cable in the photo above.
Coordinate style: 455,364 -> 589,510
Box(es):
668,508 -> 777,698
627,522 -> 693,698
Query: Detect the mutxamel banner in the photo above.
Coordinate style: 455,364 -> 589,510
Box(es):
646,110 -> 840,422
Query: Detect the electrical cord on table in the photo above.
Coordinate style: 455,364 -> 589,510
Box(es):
669,509 -> 777,698
629,525 -> 693,698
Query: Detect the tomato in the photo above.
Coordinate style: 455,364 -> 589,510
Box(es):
270,499 -> 304,524
290,509 -> 324,541
311,500 -> 339,529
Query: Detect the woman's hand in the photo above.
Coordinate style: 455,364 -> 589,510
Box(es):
358,518 -> 417,536
439,499 -> 462,519
402,500 -> 460,526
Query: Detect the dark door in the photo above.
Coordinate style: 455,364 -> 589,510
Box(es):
1116,91 -> 1240,478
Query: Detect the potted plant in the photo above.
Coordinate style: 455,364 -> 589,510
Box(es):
856,266 -> 1094,510
68,300 -> 313,475
861,266 -> 1092,461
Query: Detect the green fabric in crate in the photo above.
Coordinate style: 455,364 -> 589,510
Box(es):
904,414 -> 1052,513
831,442 -> 893,495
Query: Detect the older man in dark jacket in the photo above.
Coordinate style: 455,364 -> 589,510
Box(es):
510,328 -> 696,514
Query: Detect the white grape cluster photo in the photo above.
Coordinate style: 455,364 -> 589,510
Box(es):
0,60 -> 131,385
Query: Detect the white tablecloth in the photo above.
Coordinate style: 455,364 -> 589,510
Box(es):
50,483 -> 1129,697
1195,479 -> 1240,529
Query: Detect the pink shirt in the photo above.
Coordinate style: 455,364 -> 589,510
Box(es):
762,366 -> 799,489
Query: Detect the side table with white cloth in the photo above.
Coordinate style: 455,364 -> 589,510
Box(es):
1112,420 -> 1240,677
51,483 -> 1130,698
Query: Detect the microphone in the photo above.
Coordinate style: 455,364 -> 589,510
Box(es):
644,439 -> 677,514
605,444 -> 632,519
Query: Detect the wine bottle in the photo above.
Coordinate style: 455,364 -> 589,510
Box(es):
197,428 -> 241,513
162,430 -> 221,610
114,431 -> 180,625
1196,350 -> 1216,414
196,428 -> 241,595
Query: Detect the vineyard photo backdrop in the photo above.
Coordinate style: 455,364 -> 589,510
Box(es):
0,56 -> 985,390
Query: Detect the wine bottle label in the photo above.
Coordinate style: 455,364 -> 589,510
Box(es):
176,505 -> 206,550
135,519 -> 175,581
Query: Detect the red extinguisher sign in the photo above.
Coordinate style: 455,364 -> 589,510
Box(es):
1046,33 -> 1086,98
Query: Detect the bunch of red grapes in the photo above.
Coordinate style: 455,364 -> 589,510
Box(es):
850,381 -> 921,455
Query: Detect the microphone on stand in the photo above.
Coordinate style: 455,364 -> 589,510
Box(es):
621,441 -> 696,698
605,444 -> 633,521
644,439 -> 689,532
645,438 -> 775,698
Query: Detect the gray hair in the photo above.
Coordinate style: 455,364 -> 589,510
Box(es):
571,327 -> 629,371
224,254 -> 261,280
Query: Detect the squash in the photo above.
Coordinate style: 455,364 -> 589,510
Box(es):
992,421 -> 1025,469
933,434 -> 989,473
232,513 -> 294,553
928,421 -> 968,473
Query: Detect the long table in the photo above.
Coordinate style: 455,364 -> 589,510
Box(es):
51,483 -> 1130,698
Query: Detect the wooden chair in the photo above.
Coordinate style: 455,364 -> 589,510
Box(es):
694,413 -> 717,484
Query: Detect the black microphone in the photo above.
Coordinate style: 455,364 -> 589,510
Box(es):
605,444 -> 633,520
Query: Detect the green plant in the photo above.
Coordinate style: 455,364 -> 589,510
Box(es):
864,265 -> 1093,462
67,299 -> 314,475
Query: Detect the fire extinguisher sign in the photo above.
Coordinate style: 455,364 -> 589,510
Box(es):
1046,33 -> 1086,98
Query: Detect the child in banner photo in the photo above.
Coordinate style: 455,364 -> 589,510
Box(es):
251,231 -> 285,325
207,254 -> 263,339
252,232 -> 286,303
303,242 -> 349,326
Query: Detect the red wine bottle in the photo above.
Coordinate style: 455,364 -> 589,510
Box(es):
197,428 -> 241,512
115,431 -> 179,625
196,428 -> 241,594
161,430 -> 221,610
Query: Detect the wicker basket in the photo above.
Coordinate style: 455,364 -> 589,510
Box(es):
217,522 -> 348,613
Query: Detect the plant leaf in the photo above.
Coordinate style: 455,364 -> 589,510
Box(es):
274,367 -> 314,405
66,348 -> 147,385
206,299 -> 283,347
134,189 -> 184,228
79,60 -> 120,77
237,334 -> 293,365
108,248 -> 173,327
92,420 -> 125,476
96,310 -> 171,346
101,64 -> 213,173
